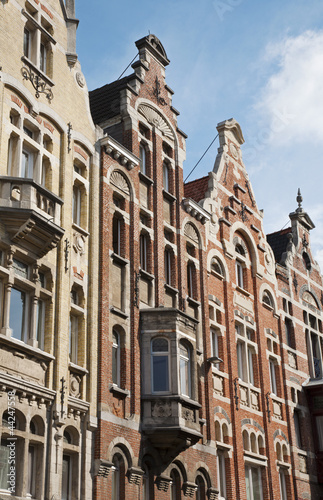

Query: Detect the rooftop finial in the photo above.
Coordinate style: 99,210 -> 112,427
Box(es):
296,188 -> 303,212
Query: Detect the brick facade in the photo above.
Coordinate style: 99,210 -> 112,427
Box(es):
91,35 -> 323,500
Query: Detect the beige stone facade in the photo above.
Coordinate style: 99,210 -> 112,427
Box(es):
0,0 -> 100,498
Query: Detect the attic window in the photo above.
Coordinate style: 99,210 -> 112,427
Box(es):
302,252 -> 311,271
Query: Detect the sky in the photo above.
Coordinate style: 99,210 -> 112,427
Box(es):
75,0 -> 323,272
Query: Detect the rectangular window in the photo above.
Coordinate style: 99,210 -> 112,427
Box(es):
24,28 -> 30,58
62,455 -> 71,500
40,42 -> 47,73
279,470 -> 287,500
245,465 -> 263,500
21,148 -> 34,178
0,441 -> 9,490
10,287 -> 28,342
269,359 -> 277,395
112,217 -> 121,255
27,445 -> 36,497
316,415 -> 323,451
293,411 -> 302,448
248,346 -> 254,385
36,299 -> 45,350
211,330 -> 219,358
236,261 -> 244,288
163,163 -> 169,192
164,249 -> 171,285
140,234 -> 147,271
72,186 -> 81,226
237,342 -> 245,381
217,451 -> 227,500
69,315 -> 78,364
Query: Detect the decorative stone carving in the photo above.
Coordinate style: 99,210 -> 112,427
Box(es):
184,222 -> 199,244
156,475 -> 172,491
69,374 -> 81,398
73,232 -> 86,256
213,374 -> 224,395
183,481 -> 198,497
76,71 -> 85,88
110,170 -> 130,196
207,487 -> 219,500
288,351 -> 297,369
127,467 -> 144,485
138,104 -> 173,139
298,454 -> 307,474
230,142 -> 239,160
151,399 -> 172,418
93,459 -> 114,478
182,405 -> 195,422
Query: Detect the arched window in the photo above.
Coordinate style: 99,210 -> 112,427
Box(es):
179,341 -> 191,398
112,454 -> 125,500
262,290 -> 274,308
112,329 -> 120,386
170,469 -> 181,500
140,144 -> 147,175
195,475 -> 206,500
151,338 -> 169,393
211,257 -> 224,277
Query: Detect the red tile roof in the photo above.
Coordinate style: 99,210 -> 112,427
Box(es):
184,176 -> 209,203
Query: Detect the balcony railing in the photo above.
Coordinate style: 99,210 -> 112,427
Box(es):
0,177 -> 64,256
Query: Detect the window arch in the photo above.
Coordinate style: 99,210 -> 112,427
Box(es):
211,257 -> 224,278
179,340 -> 192,398
151,338 -> 170,393
262,290 -> 274,308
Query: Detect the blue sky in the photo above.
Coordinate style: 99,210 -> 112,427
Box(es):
75,0 -> 323,271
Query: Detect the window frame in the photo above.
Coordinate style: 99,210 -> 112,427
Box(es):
112,329 -> 120,386
179,341 -> 192,398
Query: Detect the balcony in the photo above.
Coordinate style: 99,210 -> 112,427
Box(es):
0,177 -> 64,256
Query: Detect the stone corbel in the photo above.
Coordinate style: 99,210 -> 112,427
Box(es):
207,486 -> 219,500
92,458 -> 114,478
183,481 -> 198,497
127,467 -> 144,485
156,474 -> 172,492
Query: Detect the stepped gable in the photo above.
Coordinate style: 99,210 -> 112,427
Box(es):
184,176 -> 209,203
89,75 -> 132,124
267,227 -> 291,264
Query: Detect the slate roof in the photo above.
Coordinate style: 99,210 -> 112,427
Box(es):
184,176 -> 209,203
267,227 -> 291,264
89,75 -> 133,125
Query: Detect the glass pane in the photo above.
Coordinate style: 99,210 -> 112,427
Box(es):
248,348 -> 254,385
37,300 -> 44,349
245,467 -> 251,500
180,357 -> 189,396
0,443 -> 9,490
152,355 -> 169,392
62,455 -> 70,500
112,344 -> 118,385
10,288 -> 26,341
27,446 -> 35,496
251,467 -> 262,500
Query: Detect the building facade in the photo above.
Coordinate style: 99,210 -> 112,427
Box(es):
0,3 -> 322,499
90,35 -> 323,500
0,0 -> 100,498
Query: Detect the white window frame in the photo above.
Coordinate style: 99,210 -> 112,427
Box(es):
163,162 -> 169,192
245,465 -> 263,500
21,147 -> 34,178
139,144 -> 146,175
72,185 -> 82,226
235,259 -> 244,289
236,323 -> 257,387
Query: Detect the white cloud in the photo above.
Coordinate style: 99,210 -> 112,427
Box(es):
255,31 -> 323,145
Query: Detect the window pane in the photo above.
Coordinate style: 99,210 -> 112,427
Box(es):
152,338 -> 168,352
10,288 -> 26,341
69,316 -> 78,364
248,347 -> 254,385
62,455 -> 70,500
251,467 -> 262,500
0,442 -> 9,490
245,467 -> 251,500
27,445 -> 35,496
152,355 -> 169,392
279,470 -> 287,500
36,300 -> 44,349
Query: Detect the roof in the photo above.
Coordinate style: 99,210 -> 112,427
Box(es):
266,227 -> 291,264
184,176 -> 209,203
89,75 -> 132,125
